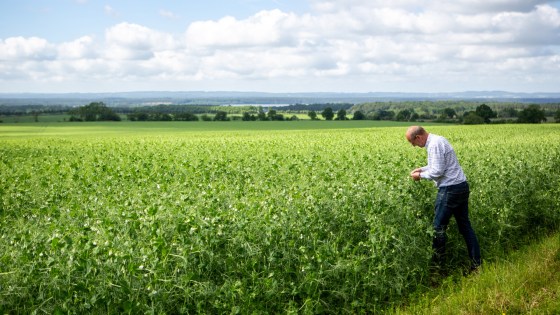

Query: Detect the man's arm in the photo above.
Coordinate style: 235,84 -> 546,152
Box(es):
420,144 -> 446,180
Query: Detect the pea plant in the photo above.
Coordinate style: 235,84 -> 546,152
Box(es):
1,125 -> 559,313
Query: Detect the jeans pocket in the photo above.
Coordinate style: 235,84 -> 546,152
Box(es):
446,190 -> 469,209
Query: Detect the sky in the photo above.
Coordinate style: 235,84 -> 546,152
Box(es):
1,0 -> 559,93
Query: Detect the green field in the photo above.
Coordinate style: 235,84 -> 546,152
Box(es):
1,122 -> 559,313
0,120 -> 434,138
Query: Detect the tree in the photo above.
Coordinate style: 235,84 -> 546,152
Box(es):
151,113 -> 172,121
257,108 -> 267,121
175,112 -> 199,121
555,109 -> 560,123
335,109 -> 347,120
213,111 -> 229,121
371,110 -> 395,121
463,112 -> 484,124
267,109 -> 277,120
517,105 -> 546,123
136,112 -> 149,121
242,112 -> 255,121
99,111 -> 122,121
475,104 -> 497,123
499,107 -> 518,118
31,111 -> 40,122
442,108 -> 456,119
264,109 -> 283,121
70,102 -> 120,121
271,113 -> 285,121
308,110 -> 318,120
396,109 -> 412,121
437,108 -> 456,122
321,107 -> 334,120
352,110 -> 365,120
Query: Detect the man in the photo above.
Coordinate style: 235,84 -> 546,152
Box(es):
405,126 -> 481,272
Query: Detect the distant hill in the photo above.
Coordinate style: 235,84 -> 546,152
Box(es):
1,91 -> 559,107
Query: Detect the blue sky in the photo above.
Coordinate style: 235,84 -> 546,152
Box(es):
1,1 -> 312,42
1,0 -> 559,93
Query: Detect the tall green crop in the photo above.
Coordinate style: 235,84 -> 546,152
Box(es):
0,124 -> 559,313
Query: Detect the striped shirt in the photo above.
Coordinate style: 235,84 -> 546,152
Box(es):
420,134 -> 467,188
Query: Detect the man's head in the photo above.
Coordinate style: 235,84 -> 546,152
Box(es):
406,126 -> 429,147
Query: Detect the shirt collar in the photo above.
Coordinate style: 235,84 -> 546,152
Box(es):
425,133 -> 433,148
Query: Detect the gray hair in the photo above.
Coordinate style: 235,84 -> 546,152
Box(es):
407,126 -> 426,139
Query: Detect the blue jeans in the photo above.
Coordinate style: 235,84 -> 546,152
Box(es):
433,181 -> 481,269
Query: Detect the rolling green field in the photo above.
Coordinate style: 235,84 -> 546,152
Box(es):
0,120 -> 431,138
1,122 -> 559,313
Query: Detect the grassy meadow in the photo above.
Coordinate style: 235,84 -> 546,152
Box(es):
392,231 -> 560,314
1,121 -> 559,313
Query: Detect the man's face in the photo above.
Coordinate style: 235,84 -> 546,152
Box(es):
407,134 -> 424,147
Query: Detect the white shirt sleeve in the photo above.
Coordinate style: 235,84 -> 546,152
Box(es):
421,141 -> 446,180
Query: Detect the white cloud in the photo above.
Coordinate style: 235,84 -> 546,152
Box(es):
311,0 -> 553,14
490,5 -> 560,44
1,1 -> 559,92
0,37 -> 56,60
430,0 -> 552,13
58,36 -> 96,59
104,22 -> 177,60
185,9 -> 298,48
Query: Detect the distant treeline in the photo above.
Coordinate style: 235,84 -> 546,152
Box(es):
271,103 -> 354,112
122,105 -> 261,115
119,103 -> 354,115
351,101 -> 560,116
0,103 -> 352,116
353,103 -> 560,124
0,105 -> 69,115
1,101 -> 559,124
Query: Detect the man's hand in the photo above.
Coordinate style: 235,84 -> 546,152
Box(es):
410,169 -> 422,181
